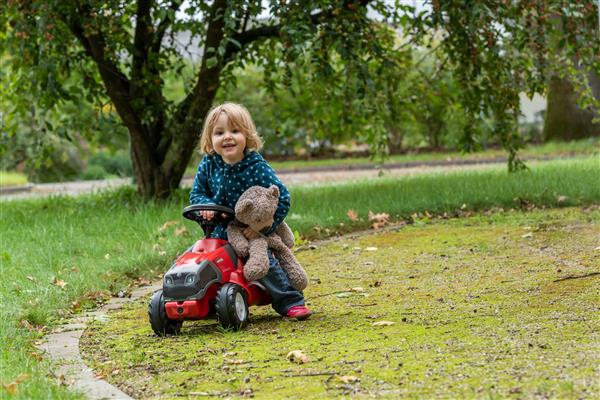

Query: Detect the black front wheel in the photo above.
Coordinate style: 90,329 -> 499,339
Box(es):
215,283 -> 249,330
148,290 -> 182,336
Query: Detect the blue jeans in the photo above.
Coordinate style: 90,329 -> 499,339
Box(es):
259,251 -> 305,315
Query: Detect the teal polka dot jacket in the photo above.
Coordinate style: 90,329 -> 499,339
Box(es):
189,151 -> 291,239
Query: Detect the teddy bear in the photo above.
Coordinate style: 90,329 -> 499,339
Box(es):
227,185 -> 308,291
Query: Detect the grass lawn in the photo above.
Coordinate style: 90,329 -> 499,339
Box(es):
81,206 -> 600,399
0,157 -> 598,398
183,138 -> 599,176
0,171 -> 28,187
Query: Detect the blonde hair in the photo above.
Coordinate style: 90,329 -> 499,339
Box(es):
200,102 -> 263,154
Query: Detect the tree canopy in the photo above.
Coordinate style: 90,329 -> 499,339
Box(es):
1,0 -> 598,198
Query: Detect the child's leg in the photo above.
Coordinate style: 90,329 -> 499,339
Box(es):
259,250 -> 305,316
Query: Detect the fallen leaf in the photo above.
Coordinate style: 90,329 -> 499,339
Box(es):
336,292 -> 352,298
286,350 -> 308,364
337,375 -> 360,383
104,253 -> 110,260
521,232 -> 533,239
227,359 -> 245,365
347,209 -> 359,221
158,220 -> 179,232
3,383 -> 17,396
174,226 -> 188,237
368,210 -> 390,229
52,278 -> 67,289
372,320 -> 395,326
26,276 -> 36,282
18,319 -> 33,330
2,374 -> 30,396
112,369 -> 120,375
363,261 -> 374,266
364,247 -> 378,251
350,287 -> 365,292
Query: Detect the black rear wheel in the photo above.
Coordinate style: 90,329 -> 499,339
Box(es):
148,289 -> 182,336
215,283 -> 249,330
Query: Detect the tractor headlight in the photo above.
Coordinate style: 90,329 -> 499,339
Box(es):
185,274 -> 196,284
165,276 -> 173,285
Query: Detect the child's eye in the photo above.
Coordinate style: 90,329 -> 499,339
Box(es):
214,131 -> 223,135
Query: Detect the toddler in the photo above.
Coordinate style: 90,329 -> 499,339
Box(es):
190,102 -> 312,320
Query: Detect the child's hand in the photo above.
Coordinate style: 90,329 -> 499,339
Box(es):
200,210 -> 215,220
243,227 -> 260,239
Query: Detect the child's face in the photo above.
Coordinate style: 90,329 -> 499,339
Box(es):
211,112 -> 247,165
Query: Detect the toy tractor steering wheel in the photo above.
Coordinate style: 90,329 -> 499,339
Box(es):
183,204 -> 235,237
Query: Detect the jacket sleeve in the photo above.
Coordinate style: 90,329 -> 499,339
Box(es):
189,156 -> 215,205
259,162 -> 291,235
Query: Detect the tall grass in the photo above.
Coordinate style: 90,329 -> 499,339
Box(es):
288,157 -> 600,233
0,156 -> 598,398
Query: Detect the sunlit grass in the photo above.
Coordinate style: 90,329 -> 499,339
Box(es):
0,171 -> 28,187
183,138 -> 600,176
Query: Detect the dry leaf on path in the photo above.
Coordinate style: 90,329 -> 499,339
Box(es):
337,375 -> 360,383
372,320 -> 395,326
286,350 -> 308,364
347,209 -> 359,221
350,287 -> 365,292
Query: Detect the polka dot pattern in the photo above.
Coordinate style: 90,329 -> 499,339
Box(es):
189,151 -> 291,239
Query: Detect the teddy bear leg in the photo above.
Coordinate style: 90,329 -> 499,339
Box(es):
243,238 -> 270,282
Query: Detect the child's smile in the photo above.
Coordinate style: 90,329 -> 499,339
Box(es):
211,113 -> 247,165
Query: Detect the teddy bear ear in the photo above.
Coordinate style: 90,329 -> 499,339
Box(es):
268,185 -> 280,198
236,199 -> 252,214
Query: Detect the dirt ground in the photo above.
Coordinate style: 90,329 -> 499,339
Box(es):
80,206 -> 600,399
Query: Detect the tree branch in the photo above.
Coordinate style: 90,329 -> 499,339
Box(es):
58,6 -> 156,164
223,1 -> 374,63
152,0 -> 183,54
132,0 -> 153,80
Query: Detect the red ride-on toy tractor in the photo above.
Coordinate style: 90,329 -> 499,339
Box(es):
148,204 -> 271,336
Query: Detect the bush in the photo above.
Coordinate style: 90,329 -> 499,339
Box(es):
26,137 -> 85,183
80,165 -> 109,180
88,150 -> 132,177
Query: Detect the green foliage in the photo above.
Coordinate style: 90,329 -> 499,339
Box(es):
1,1 -> 599,196
87,150 -> 133,177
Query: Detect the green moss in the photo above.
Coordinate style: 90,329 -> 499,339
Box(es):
81,207 -> 600,399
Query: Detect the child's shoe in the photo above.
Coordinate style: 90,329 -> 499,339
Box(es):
286,305 -> 312,320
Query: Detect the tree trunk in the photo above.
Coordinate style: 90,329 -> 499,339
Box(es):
543,72 -> 600,141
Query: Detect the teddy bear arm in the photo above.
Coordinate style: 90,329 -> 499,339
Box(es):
275,222 -> 295,248
274,246 -> 308,291
227,225 -> 249,257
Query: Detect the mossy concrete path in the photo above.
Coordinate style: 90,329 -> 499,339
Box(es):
80,207 -> 599,399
